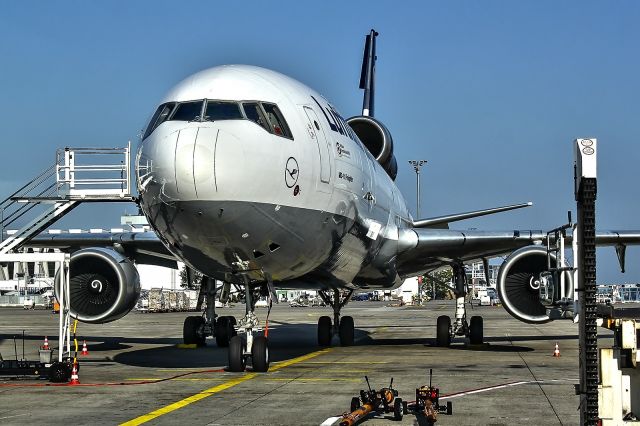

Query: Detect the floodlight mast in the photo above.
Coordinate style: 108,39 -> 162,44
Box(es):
408,160 -> 427,218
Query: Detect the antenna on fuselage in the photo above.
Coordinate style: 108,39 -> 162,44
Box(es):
359,29 -> 378,117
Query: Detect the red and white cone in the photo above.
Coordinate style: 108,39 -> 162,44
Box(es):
70,363 -> 80,385
42,336 -> 50,350
553,343 -> 560,357
81,341 -> 89,356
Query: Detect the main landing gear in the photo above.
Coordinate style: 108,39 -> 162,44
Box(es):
227,280 -> 270,372
182,277 -> 237,347
435,264 -> 484,347
317,289 -> 355,347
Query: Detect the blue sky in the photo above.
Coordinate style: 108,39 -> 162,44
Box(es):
1,1 -> 639,282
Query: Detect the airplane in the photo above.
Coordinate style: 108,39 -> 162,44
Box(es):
25,29 -> 640,372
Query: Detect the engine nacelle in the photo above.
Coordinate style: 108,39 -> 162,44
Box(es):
346,116 -> 398,180
55,248 -> 140,323
497,245 -> 573,324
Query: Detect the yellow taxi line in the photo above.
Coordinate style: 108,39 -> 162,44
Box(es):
119,348 -> 332,426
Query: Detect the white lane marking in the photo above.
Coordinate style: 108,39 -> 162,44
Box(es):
320,416 -> 341,426
440,379 -> 577,400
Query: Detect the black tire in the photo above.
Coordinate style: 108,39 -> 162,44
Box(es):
48,362 -> 68,383
469,315 -> 483,345
228,335 -> 246,372
402,400 -> 408,415
251,336 -> 270,372
215,317 -> 233,347
394,398 -> 403,421
227,316 -> 238,336
350,396 -> 360,412
183,316 -> 205,346
339,316 -> 355,346
446,400 -> 453,415
318,316 -> 332,346
436,315 -> 451,347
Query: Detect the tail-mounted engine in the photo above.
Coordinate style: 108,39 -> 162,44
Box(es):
346,116 -> 397,180
497,245 -> 573,324
55,248 -> 140,323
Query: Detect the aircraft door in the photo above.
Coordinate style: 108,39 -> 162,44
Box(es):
303,107 -> 331,187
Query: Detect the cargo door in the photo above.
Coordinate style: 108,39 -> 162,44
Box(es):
303,107 -> 332,189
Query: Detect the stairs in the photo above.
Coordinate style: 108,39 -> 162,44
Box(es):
0,143 -> 136,255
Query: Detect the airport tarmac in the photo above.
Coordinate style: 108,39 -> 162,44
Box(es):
0,300 -> 608,425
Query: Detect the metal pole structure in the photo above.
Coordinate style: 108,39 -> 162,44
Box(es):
408,160 -> 427,219
408,160 -> 427,304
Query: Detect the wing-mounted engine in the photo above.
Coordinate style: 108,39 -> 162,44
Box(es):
346,115 -> 398,180
497,245 -> 573,324
55,247 -> 140,323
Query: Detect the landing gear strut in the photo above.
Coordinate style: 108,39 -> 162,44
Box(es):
435,263 -> 484,346
182,276 -> 236,347
317,289 -> 355,346
228,278 -> 270,372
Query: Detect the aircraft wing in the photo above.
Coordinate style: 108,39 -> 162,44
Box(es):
26,231 -> 177,268
396,228 -> 640,277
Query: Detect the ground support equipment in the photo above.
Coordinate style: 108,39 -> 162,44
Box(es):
596,306 -> 640,424
339,376 -> 404,426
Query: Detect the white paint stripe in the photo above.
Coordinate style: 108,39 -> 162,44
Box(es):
440,379 -> 577,400
320,416 -> 341,426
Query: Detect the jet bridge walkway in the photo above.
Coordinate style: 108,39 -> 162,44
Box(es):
0,143 -> 136,255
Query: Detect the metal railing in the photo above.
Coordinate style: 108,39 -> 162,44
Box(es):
56,142 -> 131,198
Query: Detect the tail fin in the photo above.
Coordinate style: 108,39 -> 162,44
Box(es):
359,29 -> 378,117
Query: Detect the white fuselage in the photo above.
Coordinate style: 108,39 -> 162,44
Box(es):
136,65 -> 411,290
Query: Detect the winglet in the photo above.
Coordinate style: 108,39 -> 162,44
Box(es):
412,202 -> 533,228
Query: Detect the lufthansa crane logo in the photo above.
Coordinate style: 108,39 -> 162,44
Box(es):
285,157 -> 299,188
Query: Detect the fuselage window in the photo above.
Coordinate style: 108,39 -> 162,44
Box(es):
169,100 -> 204,122
262,103 -> 292,139
143,102 -> 176,140
205,101 -> 243,121
242,102 -> 270,132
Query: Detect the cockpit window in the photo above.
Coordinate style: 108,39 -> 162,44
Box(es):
143,102 -> 176,140
169,100 -> 204,122
242,103 -> 270,132
205,101 -> 243,121
262,103 -> 292,138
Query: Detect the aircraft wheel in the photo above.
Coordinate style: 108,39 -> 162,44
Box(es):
228,335 -> 246,372
469,316 -> 483,345
183,316 -> 205,346
350,396 -> 360,412
48,362 -> 69,383
318,316 -> 332,346
215,316 -> 233,347
339,316 -> 355,346
251,336 -> 270,372
446,401 -> 453,415
436,315 -> 451,347
394,398 -> 404,420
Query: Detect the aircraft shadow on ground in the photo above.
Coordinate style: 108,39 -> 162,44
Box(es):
1,326 -> 591,367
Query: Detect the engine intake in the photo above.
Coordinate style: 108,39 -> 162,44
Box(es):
55,248 -> 140,323
497,245 -> 573,324
346,116 -> 397,180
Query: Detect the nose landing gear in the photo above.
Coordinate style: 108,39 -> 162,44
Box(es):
227,280 -> 271,372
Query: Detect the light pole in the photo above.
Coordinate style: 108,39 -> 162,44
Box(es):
408,160 -> 427,304
408,160 -> 427,218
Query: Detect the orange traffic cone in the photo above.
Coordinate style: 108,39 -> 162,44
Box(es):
81,341 -> 89,356
42,336 -> 50,350
69,363 -> 80,385
553,343 -> 560,357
